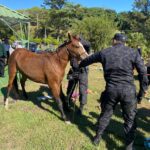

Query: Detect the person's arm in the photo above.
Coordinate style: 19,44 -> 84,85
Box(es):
134,51 -> 148,103
79,51 -> 102,68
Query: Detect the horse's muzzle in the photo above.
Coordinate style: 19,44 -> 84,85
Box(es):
80,53 -> 89,60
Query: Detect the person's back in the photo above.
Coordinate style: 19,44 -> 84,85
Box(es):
101,44 -> 139,87
79,33 -> 148,150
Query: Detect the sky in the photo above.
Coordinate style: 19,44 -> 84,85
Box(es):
0,0 -> 134,12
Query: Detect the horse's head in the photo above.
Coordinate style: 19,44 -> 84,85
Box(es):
66,33 -> 89,60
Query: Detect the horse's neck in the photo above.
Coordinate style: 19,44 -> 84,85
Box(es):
56,47 -> 69,67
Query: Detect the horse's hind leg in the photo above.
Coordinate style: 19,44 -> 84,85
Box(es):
4,71 -> 17,109
20,75 -> 28,99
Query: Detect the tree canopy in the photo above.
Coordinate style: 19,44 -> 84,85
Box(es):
1,0 -> 150,57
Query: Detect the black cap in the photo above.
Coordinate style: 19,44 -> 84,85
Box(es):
113,33 -> 127,42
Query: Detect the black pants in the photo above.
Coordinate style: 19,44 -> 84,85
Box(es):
97,86 -> 137,146
67,70 -> 88,105
147,66 -> 150,85
0,57 -> 5,76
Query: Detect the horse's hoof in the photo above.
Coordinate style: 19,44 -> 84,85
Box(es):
65,120 -> 71,125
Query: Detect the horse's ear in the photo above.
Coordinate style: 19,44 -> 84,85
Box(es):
68,32 -> 72,41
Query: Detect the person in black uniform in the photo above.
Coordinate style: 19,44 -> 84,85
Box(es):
0,40 -> 7,77
66,35 -> 91,115
145,60 -> 150,85
79,33 -> 148,150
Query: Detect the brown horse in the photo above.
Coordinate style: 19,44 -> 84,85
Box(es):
4,33 -> 88,122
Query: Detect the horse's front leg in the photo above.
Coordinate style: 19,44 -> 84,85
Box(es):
50,83 -> 70,123
60,84 -> 71,112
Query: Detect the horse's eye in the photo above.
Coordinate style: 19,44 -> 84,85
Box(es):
72,44 -> 80,48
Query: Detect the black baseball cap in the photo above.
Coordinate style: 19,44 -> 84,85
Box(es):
113,33 -> 127,42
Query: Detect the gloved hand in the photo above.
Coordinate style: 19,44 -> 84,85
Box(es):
137,93 -> 143,104
137,90 -> 147,104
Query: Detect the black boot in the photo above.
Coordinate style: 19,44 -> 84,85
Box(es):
93,134 -> 101,145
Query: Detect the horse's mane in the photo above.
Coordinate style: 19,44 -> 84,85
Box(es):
57,41 -> 70,49
52,41 -> 70,53
36,41 -> 71,55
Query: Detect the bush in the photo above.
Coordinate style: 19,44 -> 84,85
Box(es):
71,15 -> 117,52
127,32 -> 150,57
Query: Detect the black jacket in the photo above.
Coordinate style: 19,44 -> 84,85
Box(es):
80,43 -> 148,93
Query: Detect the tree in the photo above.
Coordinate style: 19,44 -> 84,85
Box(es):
71,15 -> 117,51
132,0 -> 150,45
116,12 -> 131,32
127,32 -> 150,57
18,7 -> 49,39
127,32 -> 146,47
43,0 -> 67,9
133,0 -> 150,16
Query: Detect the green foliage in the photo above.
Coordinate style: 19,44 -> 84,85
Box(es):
44,36 -> 60,45
46,3 -> 87,40
43,0 -> 67,9
30,36 -> 60,46
2,0 -> 150,58
127,32 -> 150,57
9,35 -> 17,44
31,38 -> 42,44
85,7 -> 117,20
133,0 -> 150,16
71,16 -> 117,51
0,22 -> 13,38
127,32 -> 146,47
143,17 -> 150,41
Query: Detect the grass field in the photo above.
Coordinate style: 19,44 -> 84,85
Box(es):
0,64 -> 150,150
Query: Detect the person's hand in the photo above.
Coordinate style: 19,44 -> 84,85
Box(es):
137,93 -> 143,104
137,90 -> 147,104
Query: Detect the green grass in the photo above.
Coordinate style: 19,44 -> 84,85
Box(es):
0,64 -> 150,150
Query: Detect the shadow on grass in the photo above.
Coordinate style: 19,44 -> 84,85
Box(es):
135,107 -> 150,150
1,87 -> 7,97
89,105 -> 124,150
69,103 -> 96,141
1,86 -> 18,104
89,104 -> 150,150
3,84 -> 97,141
1,85 -> 149,150
21,85 -> 64,121
1,85 -> 62,120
